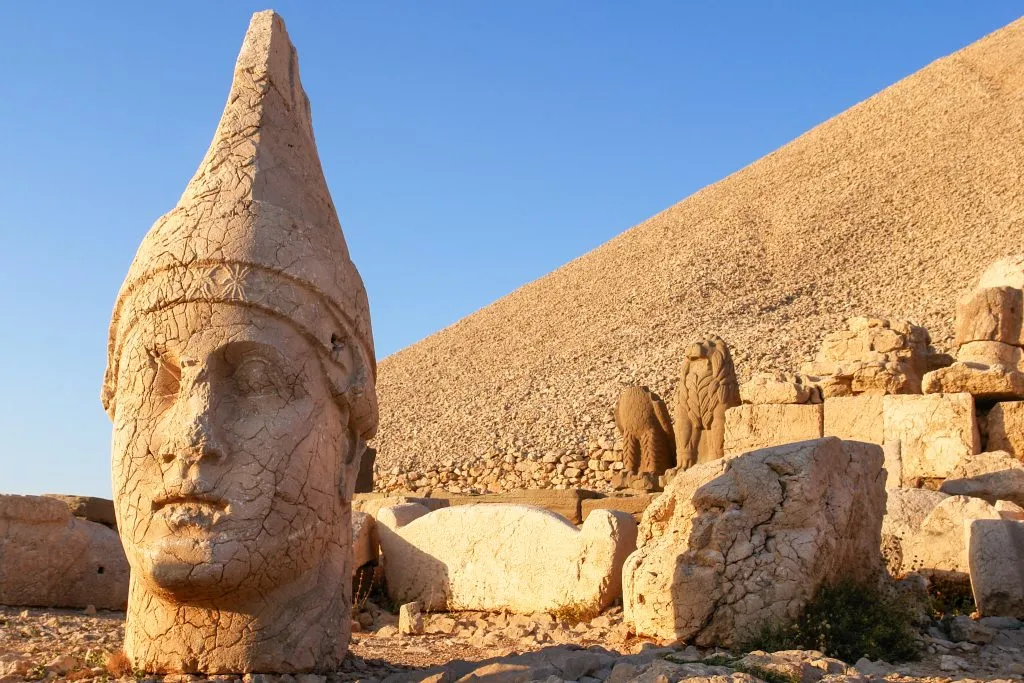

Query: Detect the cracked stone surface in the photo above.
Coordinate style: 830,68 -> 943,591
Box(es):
101,10 -> 377,674
622,437 -> 886,646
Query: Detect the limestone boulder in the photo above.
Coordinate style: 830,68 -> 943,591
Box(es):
0,494 -> 128,609
968,519 -> 1024,618
923,362 -> 1024,400
987,401 -> 1024,457
377,503 -> 637,613
881,488 -> 949,576
823,395 -> 884,444
442,489 -> 603,525
996,500 -> 1024,520
353,493 -> 448,519
882,393 -> 979,486
623,438 -> 886,646
955,287 -> 1023,347
723,404 -> 823,456
582,493 -> 659,522
739,372 -> 817,405
978,255 -> 1024,290
41,495 -> 116,529
940,451 -> 1024,506
352,510 -> 378,570
901,495 -> 1000,578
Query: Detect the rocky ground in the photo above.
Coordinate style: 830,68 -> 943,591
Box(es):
2,604 -> 1022,682
371,18 -> 1024,481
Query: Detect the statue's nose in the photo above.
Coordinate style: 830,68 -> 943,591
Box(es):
159,381 -> 225,468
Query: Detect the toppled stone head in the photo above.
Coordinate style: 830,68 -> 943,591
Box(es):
101,11 -> 377,674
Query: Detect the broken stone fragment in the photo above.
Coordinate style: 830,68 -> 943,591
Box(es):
739,371 -> 817,405
984,401 -> 1024,457
955,286 -> 1023,347
882,393 -> 979,486
901,495 -> 1000,578
823,394 -> 883,444
723,403 -> 823,456
940,451 -> 1024,507
623,437 -> 885,646
0,494 -> 128,610
398,602 -> 424,635
377,503 -> 636,613
968,518 -> 1024,618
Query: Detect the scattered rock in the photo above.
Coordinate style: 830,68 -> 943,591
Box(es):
940,450 -> 1024,506
399,602 -> 424,636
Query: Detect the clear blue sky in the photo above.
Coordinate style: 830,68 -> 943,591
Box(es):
1,2 -> 1019,499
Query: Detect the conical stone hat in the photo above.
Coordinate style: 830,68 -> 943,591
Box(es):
103,10 -> 377,440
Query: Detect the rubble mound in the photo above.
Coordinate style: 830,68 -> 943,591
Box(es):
373,19 -> 1024,477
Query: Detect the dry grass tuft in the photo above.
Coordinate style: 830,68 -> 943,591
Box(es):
105,651 -> 133,678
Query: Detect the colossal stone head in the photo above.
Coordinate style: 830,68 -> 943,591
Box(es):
102,11 -> 376,674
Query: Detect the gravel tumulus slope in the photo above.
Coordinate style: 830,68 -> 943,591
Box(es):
373,19 -> 1024,476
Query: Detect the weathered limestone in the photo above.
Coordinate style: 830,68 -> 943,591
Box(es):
800,317 -> 932,396
924,258 -> 1024,400
353,494 -> 448,519
723,404 -> 823,456
101,11 -> 377,674
978,255 -> 1024,290
997,500 -> 1024,520
614,386 -> 675,477
623,438 -> 886,646
881,488 -> 948,576
739,372 -> 818,405
673,336 -> 741,469
923,361 -> 1024,400
955,287 -> 1023,347
41,495 -> 117,528
987,401 -> 1024,457
0,494 -> 129,609
444,489 -> 602,525
823,395 -> 884,444
882,394 -> 979,486
582,494 -> 660,522
968,519 -> 1024,618
900,496 -> 1000,578
940,451 -> 1024,506
398,602 -> 424,635
352,511 -> 378,570
377,503 -> 637,613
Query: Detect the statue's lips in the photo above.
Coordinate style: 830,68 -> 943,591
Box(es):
151,494 -> 229,530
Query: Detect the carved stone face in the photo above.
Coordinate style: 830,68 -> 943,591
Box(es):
111,302 -> 349,603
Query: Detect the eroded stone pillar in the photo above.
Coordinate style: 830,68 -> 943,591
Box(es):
101,10 -> 377,674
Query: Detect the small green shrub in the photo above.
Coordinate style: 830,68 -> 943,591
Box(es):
927,575 -> 975,619
740,579 -> 921,663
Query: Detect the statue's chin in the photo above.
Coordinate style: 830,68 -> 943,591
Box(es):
141,535 -> 251,602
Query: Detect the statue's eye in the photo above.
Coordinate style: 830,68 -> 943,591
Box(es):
151,353 -> 180,401
233,357 -> 282,397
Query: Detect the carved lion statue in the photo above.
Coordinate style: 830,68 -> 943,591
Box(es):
673,336 -> 740,470
614,386 -> 676,476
